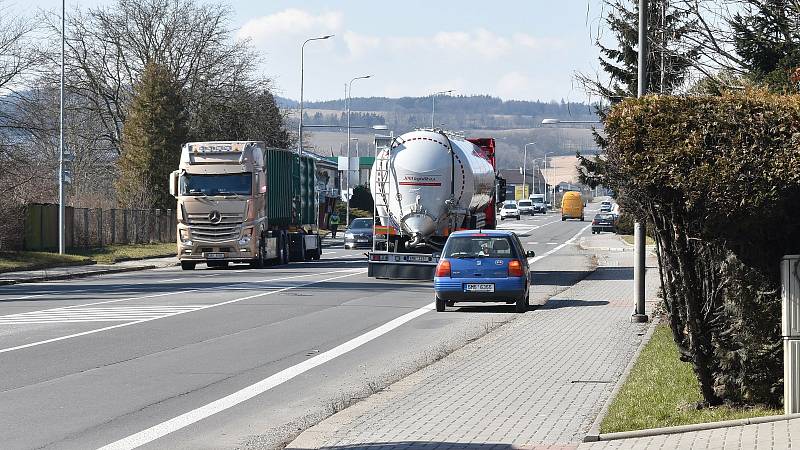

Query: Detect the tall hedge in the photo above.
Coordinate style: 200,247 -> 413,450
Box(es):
599,92 -> 800,406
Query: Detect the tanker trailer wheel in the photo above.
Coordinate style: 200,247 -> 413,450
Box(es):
181,261 -> 196,271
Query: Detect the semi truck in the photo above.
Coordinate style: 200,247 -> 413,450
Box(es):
169,141 -> 321,270
368,129 -> 502,280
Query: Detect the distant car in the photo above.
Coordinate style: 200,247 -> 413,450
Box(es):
434,230 -> 535,313
517,200 -> 535,215
344,217 -> 374,249
499,203 -> 521,220
591,213 -> 617,234
600,201 -> 613,213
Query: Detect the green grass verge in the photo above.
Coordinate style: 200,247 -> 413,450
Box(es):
0,243 -> 177,273
0,251 -> 92,273
601,324 -> 780,433
75,243 -> 176,265
619,234 -> 655,245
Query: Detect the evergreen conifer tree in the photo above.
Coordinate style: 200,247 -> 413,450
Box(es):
116,61 -> 187,210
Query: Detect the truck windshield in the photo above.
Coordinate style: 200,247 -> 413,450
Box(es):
180,173 -> 252,196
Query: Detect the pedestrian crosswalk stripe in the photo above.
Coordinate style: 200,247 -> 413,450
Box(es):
0,305 -> 204,325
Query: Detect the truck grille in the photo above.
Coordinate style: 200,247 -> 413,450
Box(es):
187,213 -> 243,242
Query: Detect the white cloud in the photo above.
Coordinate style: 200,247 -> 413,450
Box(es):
433,29 -> 511,58
237,9 -> 343,42
343,31 -> 381,60
495,71 -> 531,98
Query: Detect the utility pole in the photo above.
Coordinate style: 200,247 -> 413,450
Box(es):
632,0 -> 649,323
58,0 -> 65,254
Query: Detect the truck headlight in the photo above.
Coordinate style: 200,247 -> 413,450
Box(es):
179,229 -> 191,244
239,227 -> 253,246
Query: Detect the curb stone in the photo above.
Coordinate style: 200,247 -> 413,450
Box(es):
589,413 -> 800,442
0,263 -> 174,286
583,316 -> 661,442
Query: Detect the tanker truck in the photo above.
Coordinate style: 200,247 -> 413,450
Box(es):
168,141 -> 321,270
368,129 -> 503,280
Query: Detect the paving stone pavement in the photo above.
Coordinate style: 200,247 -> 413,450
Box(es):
578,417 -> 800,450
288,264 -> 660,450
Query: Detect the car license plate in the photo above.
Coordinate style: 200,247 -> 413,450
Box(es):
465,283 -> 494,293
206,252 -> 225,259
405,255 -> 430,262
357,239 -> 369,243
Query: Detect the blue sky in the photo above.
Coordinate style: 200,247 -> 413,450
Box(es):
16,0 -> 609,102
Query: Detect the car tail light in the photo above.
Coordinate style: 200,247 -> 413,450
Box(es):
508,259 -> 524,277
592,219 -> 599,224
435,259 -> 451,277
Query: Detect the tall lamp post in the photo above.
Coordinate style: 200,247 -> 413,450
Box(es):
346,75 -> 371,227
431,89 -> 454,128
298,34 -> 333,156
522,142 -> 535,199
631,0 -> 649,323
58,0 -> 65,254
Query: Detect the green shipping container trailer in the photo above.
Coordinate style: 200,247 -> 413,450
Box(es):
264,148 -> 317,228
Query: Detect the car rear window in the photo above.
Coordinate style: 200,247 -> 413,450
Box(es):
503,204 -> 517,209
518,201 -> 531,206
443,236 -> 517,258
595,214 -> 614,219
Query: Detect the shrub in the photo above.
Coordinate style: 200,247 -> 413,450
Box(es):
596,91 -> 800,407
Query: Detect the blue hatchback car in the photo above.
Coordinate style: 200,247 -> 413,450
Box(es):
433,230 -> 535,313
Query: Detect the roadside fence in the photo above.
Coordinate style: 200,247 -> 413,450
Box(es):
24,203 -> 176,251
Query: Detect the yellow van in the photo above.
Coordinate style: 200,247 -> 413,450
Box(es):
561,191 -> 584,221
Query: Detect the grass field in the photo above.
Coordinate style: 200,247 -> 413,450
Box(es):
0,243 -> 176,273
75,243 -> 176,264
620,234 -> 656,245
0,252 -> 92,273
601,324 -> 780,433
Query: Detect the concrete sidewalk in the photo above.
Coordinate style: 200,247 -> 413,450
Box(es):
579,416 -> 800,450
0,256 -> 177,285
287,252 -> 661,450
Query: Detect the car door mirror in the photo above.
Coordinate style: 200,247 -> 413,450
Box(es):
526,250 -> 536,258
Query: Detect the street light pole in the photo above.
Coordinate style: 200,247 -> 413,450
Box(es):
523,142 -> 535,198
632,0 -> 649,323
346,75 -> 371,227
58,0 -> 65,254
298,34 -> 333,156
431,89 -> 454,128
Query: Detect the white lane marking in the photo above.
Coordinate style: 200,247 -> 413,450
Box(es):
0,289 -> 91,302
527,241 -> 540,245
158,278 -> 183,283
0,305 -> 205,325
0,270 -> 365,354
0,269 -> 357,321
528,224 -> 591,264
546,242 -> 559,245
99,301 -> 434,450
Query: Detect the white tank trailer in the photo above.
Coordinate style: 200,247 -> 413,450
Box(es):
370,129 -> 497,251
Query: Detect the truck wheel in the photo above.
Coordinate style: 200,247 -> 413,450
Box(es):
250,240 -> 266,269
280,234 -> 290,265
561,217 -> 566,221
435,295 -> 446,312
181,261 -> 195,271
580,216 -> 585,221
516,216 -> 521,220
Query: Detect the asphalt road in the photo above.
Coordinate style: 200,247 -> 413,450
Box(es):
0,207 -> 599,449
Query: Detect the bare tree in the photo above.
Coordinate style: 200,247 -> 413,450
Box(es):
43,0 -> 264,155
